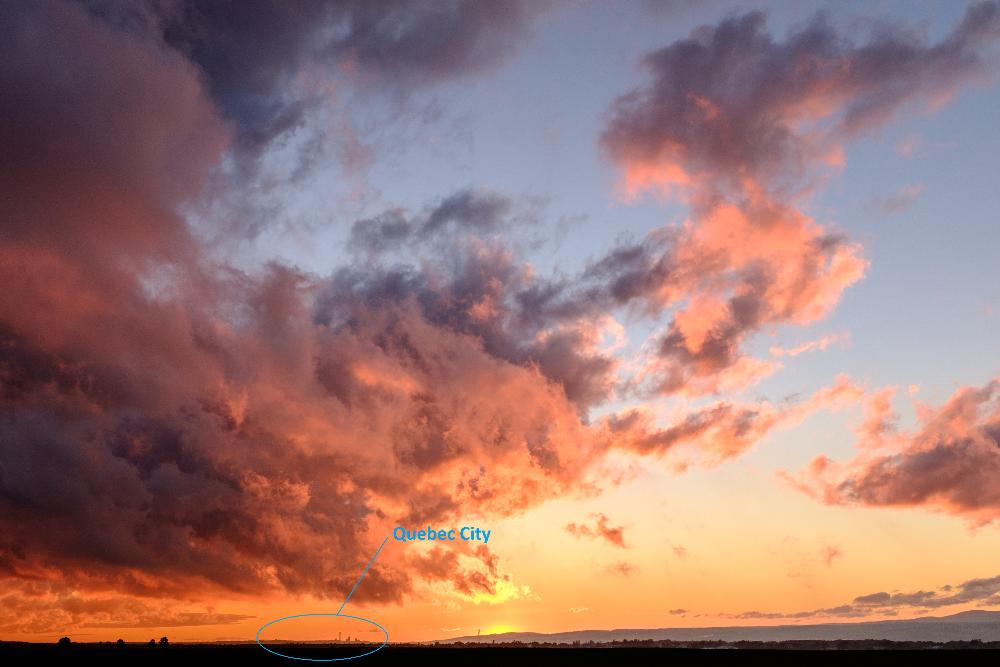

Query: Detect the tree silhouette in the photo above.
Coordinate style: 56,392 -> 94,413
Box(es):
159,636 -> 169,648
57,637 -> 71,647
116,638 -> 125,648
148,639 -> 156,647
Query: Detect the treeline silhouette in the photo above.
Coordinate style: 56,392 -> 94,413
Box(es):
444,638 -> 1000,650
4,637 -> 1000,666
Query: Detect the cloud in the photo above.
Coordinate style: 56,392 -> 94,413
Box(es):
820,545 -> 843,567
770,332 -> 847,358
348,188 -> 521,255
580,193 -> 865,397
785,377 -> 1000,525
0,581 -> 253,634
407,543 -> 530,604
564,513 -> 628,548
0,0 -> 228,264
593,3 -> 1000,396
0,2 -> 602,616
896,134 -> 922,159
606,374 -> 864,464
2,0 -> 996,634
727,571 -> 1000,620
869,184 -> 925,216
79,0 -> 548,156
608,562 -> 638,577
602,4 -> 1000,196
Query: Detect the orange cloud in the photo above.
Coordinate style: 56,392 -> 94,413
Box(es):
786,377 -> 1000,525
607,374 -> 863,465
564,513 -> 628,548
596,4 -> 999,398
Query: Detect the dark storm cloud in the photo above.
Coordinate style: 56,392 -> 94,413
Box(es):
81,0 -> 548,154
1,0 -> 226,262
0,0 -> 585,612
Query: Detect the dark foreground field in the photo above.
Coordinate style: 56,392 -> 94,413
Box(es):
4,642 -> 1000,666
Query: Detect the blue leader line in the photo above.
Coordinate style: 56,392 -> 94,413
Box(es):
256,536 -> 390,661
337,535 -> 389,615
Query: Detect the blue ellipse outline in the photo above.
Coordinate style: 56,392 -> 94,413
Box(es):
256,613 -> 388,662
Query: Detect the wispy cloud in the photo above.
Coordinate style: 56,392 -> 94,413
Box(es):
565,513 -> 628,548
725,572 -> 1000,620
770,332 -> 848,358
869,184 -> 925,215
820,545 -> 843,567
608,561 -> 639,577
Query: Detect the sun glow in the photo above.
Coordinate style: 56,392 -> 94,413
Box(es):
483,624 -> 518,636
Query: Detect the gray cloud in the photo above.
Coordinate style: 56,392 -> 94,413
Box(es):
729,572 -> 1000,620
79,0 -> 548,155
348,188 -> 517,254
789,378 -> 1000,523
869,184 -> 925,216
603,3 -> 1000,194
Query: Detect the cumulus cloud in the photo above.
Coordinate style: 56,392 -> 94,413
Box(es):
603,3 -> 1000,196
588,193 -> 864,397
79,0 -> 548,155
785,377 -> 1000,525
0,0 -> 579,624
407,544 -> 529,604
594,3 -> 999,396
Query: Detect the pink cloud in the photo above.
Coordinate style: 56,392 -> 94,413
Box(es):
770,332 -> 848,358
786,377 -> 1000,525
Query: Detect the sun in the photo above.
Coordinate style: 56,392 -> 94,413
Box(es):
482,624 -> 518,636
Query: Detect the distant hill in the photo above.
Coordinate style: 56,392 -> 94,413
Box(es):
445,610 -> 1000,644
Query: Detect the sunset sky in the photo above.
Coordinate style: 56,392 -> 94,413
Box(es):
2,0 -> 1000,645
